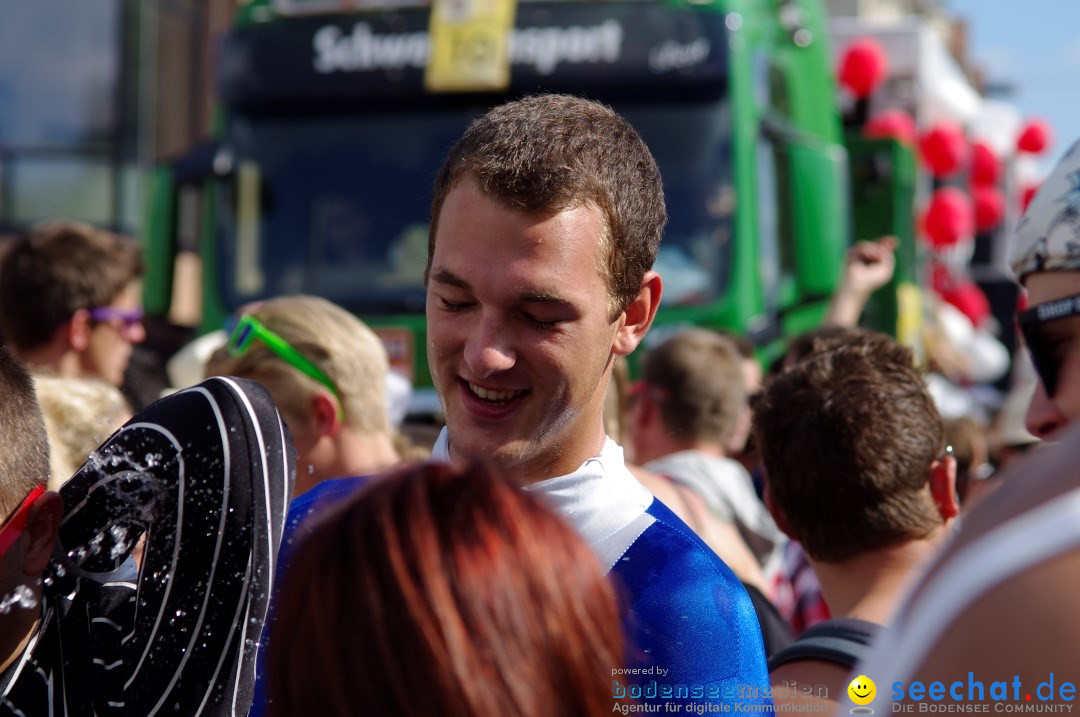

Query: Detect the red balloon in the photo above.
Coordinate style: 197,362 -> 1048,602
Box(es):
923,187 -> 974,248
973,185 -> 1005,233
1020,183 -> 1040,214
929,261 -> 954,294
839,38 -> 889,99
942,281 -> 991,327
1017,118 -> 1052,154
920,122 -> 969,178
864,109 -> 917,147
970,141 -> 1000,186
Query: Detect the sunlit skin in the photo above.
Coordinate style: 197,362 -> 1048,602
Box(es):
81,281 -> 146,387
1023,272 -> 1080,440
426,178 -> 659,484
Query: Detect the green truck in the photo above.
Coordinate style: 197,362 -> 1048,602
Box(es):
143,0 -> 917,414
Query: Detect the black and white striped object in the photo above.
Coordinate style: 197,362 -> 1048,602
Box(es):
0,377 -> 295,716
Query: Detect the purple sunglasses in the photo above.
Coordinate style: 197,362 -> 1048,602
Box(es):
88,306 -> 144,329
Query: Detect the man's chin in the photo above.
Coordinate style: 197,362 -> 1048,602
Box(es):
448,432 -> 536,471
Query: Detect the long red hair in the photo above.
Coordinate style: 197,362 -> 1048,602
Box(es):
268,461 -> 623,716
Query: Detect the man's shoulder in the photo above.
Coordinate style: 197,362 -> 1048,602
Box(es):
611,498 -> 759,635
611,499 -> 770,687
646,449 -> 745,478
283,475 -> 375,553
614,497 -> 745,589
644,451 -> 749,510
288,476 -> 372,519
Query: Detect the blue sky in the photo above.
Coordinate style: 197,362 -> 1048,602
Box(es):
948,0 -> 1080,173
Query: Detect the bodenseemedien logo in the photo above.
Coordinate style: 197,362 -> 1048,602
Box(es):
849,675 -> 877,714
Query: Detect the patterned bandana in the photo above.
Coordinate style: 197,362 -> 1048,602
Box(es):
1010,139 -> 1080,285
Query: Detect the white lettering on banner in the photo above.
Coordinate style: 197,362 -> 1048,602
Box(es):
508,20 -> 623,74
313,20 -> 625,75
313,24 -> 429,73
648,38 -> 710,72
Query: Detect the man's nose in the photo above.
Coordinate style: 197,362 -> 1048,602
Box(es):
463,314 -> 516,377
1026,380 -> 1068,441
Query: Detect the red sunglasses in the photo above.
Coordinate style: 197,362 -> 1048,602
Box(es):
0,485 -> 46,556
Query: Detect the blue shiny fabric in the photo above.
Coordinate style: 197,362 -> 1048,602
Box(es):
611,498 -> 774,710
250,475 -> 372,717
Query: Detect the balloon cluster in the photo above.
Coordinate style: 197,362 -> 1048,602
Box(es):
834,36 -> 1053,329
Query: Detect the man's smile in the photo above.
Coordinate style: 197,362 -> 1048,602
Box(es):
466,381 -> 528,404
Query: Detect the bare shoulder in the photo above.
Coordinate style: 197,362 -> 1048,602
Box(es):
914,549 -> 1080,681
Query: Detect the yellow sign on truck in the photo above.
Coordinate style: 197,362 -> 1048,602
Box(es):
425,0 -> 516,92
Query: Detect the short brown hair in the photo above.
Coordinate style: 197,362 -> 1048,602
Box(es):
0,221 -> 143,350
427,94 -> 666,319
753,330 -> 944,563
0,347 -> 50,515
642,329 -> 746,445
776,325 -> 854,374
268,461 -> 622,716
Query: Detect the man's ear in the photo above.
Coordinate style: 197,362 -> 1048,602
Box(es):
613,271 -> 662,357
930,455 -> 960,520
310,392 -> 343,439
67,309 -> 93,352
23,492 -> 63,577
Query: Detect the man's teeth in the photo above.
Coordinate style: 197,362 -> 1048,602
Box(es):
468,383 -> 524,402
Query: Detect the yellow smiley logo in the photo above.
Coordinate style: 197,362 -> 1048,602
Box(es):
848,675 -> 876,706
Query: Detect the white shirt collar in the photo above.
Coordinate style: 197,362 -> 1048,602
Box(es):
431,428 -> 655,571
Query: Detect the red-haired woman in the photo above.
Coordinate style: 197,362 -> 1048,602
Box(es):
267,461 -> 624,716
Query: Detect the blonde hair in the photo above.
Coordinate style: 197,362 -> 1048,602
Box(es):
206,295 -> 391,435
34,375 -> 131,489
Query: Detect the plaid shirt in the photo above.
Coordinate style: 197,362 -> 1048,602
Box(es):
770,540 -> 830,636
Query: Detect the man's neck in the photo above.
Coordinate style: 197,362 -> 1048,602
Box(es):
447,428 -> 608,486
18,344 -> 89,382
340,430 -> 400,476
811,537 -> 942,624
295,430 -> 401,496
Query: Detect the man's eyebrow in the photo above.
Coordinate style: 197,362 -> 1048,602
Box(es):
518,291 -> 574,306
429,268 -> 471,291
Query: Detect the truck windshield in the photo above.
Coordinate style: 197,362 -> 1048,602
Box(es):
217,99 -> 733,315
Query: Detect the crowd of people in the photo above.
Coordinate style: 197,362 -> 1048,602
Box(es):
0,94 -> 1077,716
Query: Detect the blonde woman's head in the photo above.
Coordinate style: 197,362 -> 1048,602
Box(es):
206,295 -> 391,436
34,375 -> 131,489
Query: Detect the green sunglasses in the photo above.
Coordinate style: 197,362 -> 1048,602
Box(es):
228,314 -> 344,421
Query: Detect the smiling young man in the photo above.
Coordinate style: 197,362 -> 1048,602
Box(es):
0,221 -> 145,390
426,94 -> 771,709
